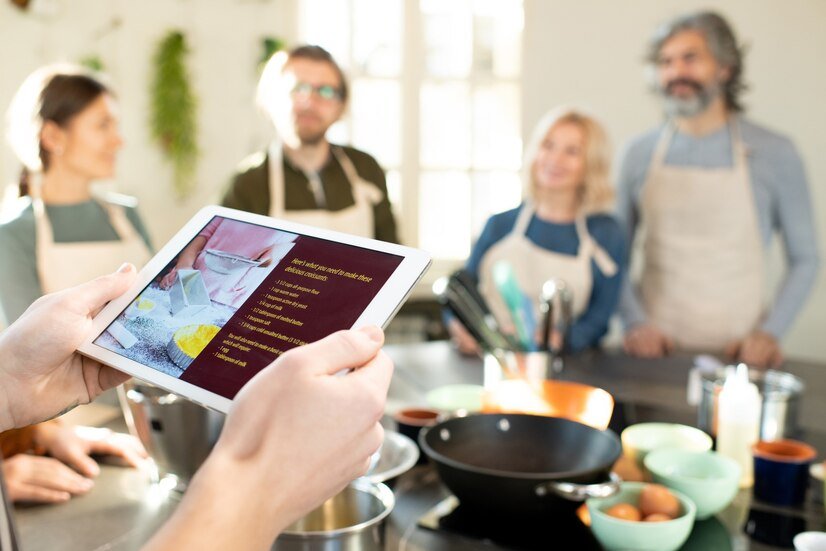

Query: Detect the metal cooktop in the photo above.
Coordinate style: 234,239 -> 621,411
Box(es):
418,495 -> 602,550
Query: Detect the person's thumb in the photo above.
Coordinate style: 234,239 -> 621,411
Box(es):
74,263 -> 137,317
290,327 -> 384,376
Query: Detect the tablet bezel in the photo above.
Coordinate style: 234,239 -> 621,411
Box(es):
77,205 -> 431,413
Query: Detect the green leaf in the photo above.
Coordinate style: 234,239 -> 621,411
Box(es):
79,55 -> 105,72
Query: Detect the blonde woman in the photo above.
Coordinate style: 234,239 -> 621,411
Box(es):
449,107 -> 626,354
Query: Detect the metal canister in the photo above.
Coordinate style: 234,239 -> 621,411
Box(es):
698,368 -> 804,441
118,382 -> 224,490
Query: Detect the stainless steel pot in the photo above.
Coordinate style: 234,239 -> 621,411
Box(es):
118,382 -> 225,490
272,479 -> 394,551
698,368 -> 804,441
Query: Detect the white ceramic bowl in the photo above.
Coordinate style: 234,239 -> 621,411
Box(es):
795,531 -> 826,551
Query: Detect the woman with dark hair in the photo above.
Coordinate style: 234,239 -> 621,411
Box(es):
0,64 -> 153,324
0,65 -> 150,503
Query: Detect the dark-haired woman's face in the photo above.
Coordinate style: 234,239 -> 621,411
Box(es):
51,93 -> 122,179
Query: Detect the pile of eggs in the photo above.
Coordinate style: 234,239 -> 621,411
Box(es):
604,484 -> 681,522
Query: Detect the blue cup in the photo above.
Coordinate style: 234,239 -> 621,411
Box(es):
752,439 -> 817,506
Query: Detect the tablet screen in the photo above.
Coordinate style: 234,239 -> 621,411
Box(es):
93,215 -> 403,399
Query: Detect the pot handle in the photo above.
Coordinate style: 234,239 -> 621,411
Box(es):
535,472 -> 622,501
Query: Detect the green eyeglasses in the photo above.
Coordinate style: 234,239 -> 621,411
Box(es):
290,82 -> 342,101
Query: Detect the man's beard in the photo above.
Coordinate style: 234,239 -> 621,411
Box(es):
298,132 -> 326,146
296,122 -> 328,146
658,78 -> 723,117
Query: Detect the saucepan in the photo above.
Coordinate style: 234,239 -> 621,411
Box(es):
119,382 -> 225,490
420,413 -> 622,518
271,479 -> 394,551
697,367 -> 804,441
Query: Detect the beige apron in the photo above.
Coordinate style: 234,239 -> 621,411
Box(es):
33,197 -> 152,293
478,203 -> 618,335
639,122 -> 763,350
268,142 -> 382,237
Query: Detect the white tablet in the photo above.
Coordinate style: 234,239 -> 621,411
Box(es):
78,206 -> 431,413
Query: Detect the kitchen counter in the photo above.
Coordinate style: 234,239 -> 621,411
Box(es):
384,343 -> 826,550
13,342 -> 826,550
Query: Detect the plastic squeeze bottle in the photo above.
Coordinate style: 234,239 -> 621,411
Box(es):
716,363 -> 762,488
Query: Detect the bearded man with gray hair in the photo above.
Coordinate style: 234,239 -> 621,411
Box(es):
616,11 -> 819,367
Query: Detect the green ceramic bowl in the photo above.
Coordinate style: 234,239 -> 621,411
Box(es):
587,482 -> 696,551
644,449 -> 740,520
425,384 -> 484,413
621,423 -> 713,468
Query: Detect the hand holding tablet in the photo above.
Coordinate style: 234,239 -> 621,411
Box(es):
0,265 -> 137,432
77,206 -> 431,412
0,257 -> 398,550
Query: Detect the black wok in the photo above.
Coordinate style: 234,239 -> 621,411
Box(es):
420,413 -> 621,518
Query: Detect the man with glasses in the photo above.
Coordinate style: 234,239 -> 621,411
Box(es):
222,45 -> 398,243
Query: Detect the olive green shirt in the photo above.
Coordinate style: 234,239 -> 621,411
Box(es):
221,145 -> 398,244
0,197 -> 153,325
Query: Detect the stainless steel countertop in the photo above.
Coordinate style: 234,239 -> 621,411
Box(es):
13,342 -> 826,550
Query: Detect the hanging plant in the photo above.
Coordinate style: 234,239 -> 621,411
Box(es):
258,36 -> 286,73
149,30 -> 199,200
79,54 -> 105,72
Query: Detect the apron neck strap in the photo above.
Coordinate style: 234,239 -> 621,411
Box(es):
268,140 -> 286,215
650,122 -> 676,169
97,199 -> 137,240
330,146 -> 381,204
728,118 -> 749,171
513,202 -> 535,235
31,196 -> 49,240
331,146 -> 359,187
575,213 -> 619,277
574,214 -> 590,242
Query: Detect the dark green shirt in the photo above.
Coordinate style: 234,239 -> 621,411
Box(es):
0,196 -> 153,324
221,145 -> 398,244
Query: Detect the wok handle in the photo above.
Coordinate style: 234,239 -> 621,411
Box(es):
535,472 -> 622,501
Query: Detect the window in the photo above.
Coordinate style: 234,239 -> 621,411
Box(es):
298,0 -> 523,276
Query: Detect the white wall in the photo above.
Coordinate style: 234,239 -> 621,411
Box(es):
1,0 -> 823,360
523,0 -> 826,362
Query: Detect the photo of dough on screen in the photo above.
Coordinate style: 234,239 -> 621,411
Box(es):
95,217 -> 297,378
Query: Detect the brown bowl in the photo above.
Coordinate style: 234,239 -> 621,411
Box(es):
753,439 -> 817,462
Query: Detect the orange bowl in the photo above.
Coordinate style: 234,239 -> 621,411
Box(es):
482,379 -> 614,430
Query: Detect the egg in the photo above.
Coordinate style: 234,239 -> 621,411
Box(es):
605,503 -> 642,522
643,513 -> 672,522
639,484 -> 681,518
612,454 -> 645,482
576,503 -> 591,526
